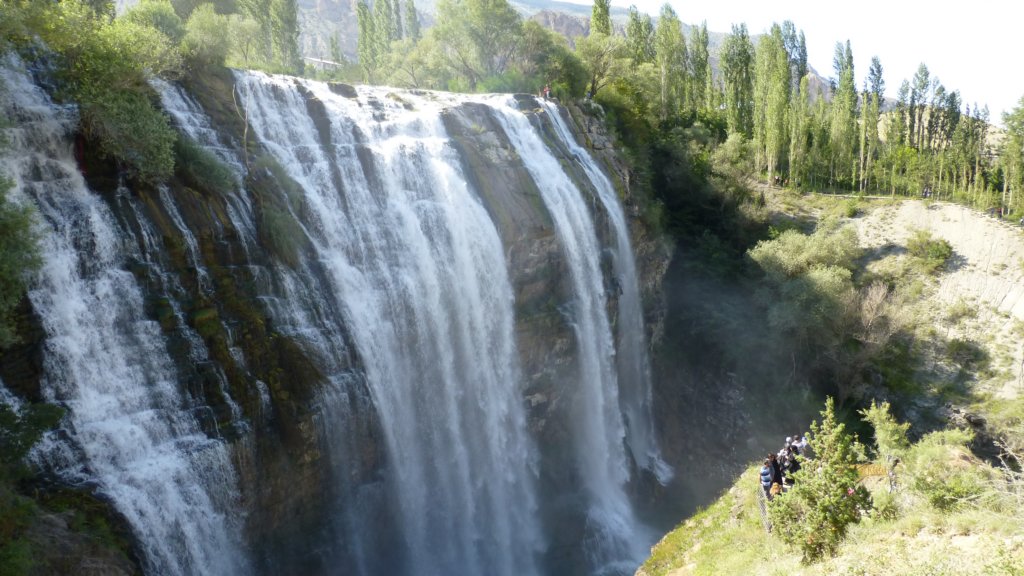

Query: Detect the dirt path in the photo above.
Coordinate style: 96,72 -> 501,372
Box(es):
855,200 -> 1024,399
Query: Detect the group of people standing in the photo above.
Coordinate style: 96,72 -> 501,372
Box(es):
759,435 -> 809,500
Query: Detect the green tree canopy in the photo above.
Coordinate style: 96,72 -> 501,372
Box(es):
432,0 -> 523,89
721,23 -> 755,137
590,0 -> 611,36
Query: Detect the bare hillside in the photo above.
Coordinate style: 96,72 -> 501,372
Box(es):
856,200 -> 1024,401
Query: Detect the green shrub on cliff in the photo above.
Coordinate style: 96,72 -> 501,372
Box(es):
768,398 -> 871,562
0,130 -> 42,348
2,0 -> 181,183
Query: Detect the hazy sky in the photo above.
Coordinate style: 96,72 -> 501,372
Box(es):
570,0 -> 1023,124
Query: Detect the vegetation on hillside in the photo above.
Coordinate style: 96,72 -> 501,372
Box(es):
641,401 -> 1024,575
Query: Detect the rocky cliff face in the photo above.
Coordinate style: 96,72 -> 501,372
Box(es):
2,61 -> 672,575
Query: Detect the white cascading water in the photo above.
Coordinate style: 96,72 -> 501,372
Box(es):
491,99 -> 651,574
0,58 -> 250,575
153,79 -> 258,252
542,103 -> 673,485
235,73 -> 543,576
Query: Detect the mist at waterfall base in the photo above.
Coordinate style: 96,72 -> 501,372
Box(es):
1,58 -> 673,576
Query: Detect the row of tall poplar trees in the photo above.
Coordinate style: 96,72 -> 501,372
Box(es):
586,0 -> 1021,215
347,0 -> 1023,216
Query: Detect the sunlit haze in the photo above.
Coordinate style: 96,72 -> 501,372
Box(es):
565,0 -> 1023,124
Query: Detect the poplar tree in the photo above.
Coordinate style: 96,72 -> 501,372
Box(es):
829,40 -> 857,186
654,4 -> 687,119
868,56 -> 884,101
781,21 -> 806,92
374,0 -> 396,48
404,0 -> 419,41
270,0 -> 301,72
721,23 -> 754,137
859,82 -> 881,192
357,0 -> 379,81
591,0 -> 611,36
893,80 -> 910,146
392,0 -> 403,40
752,24 -> 790,181
789,75 -> 811,187
1001,97 -> 1024,215
688,21 -> 711,110
625,6 -> 654,64
910,63 -> 930,149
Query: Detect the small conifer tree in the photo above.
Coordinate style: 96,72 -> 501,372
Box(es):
768,397 -> 871,561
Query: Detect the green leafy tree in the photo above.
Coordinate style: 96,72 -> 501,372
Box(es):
373,0 -> 396,46
910,63 -> 930,149
431,0 -> 522,89
752,23 -> 790,181
1001,95 -> 1024,215
270,0 -> 301,73
169,0 -> 203,19
789,75 -> 811,186
721,23 -> 754,137
859,85 -> 881,192
576,31 -> 627,98
590,0 -> 611,37
182,3 -> 232,66
860,401 -> 909,459
237,0 -> 274,62
391,0 -> 403,40
124,0 -> 185,43
42,2 -> 180,182
781,21 -> 806,92
829,40 -> 857,187
868,56 -> 885,101
404,0 -> 419,41
653,4 -> 686,119
625,6 -> 654,65
769,398 -> 871,562
688,21 -> 710,110
226,13 -> 263,68
357,0 -> 380,81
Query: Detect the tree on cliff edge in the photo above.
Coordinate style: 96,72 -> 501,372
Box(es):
768,398 -> 871,562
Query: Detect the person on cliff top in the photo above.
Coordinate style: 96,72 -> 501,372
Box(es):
543,84 -> 551,100
795,434 -> 810,457
768,452 -> 783,486
759,459 -> 773,499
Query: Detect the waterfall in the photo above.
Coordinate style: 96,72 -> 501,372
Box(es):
489,99 -> 651,574
0,58 -> 250,576
153,79 -> 258,252
541,103 -> 673,485
235,73 -> 543,576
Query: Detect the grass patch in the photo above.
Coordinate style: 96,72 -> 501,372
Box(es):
174,137 -> 237,195
946,299 -> 977,324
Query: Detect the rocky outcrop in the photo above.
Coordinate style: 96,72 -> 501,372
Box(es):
530,10 -> 589,44
22,509 -> 139,576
